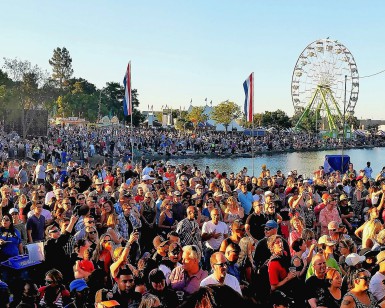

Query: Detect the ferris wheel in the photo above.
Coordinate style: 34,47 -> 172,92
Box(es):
291,38 -> 359,130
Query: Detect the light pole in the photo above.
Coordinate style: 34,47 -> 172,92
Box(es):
98,88 -> 108,122
341,75 -> 347,173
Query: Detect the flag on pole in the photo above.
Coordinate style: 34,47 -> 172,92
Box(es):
123,61 -> 132,116
243,72 -> 254,122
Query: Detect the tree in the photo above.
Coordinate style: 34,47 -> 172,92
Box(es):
187,106 -> 207,131
68,78 -> 96,95
291,108 -> 317,133
49,47 -> 73,91
1,58 -> 54,138
262,109 -> 291,130
211,101 -> 241,132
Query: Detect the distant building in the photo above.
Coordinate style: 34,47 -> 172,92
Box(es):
359,119 -> 385,130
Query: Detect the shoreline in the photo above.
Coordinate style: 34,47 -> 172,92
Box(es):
140,144 -> 379,160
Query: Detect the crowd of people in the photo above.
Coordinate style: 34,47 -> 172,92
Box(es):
1,125 -> 384,163
2,127 -> 385,307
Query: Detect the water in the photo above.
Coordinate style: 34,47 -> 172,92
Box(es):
169,147 -> 385,176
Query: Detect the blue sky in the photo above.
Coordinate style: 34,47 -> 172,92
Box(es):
1,1 -> 384,119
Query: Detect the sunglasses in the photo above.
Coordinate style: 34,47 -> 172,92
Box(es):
357,276 -> 371,282
87,220 -> 95,224
45,280 -> 54,284
264,227 -> 273,231
78,197 -> 85,200
2,218 -> 10,222
213,262 -> 227,268
88,231 -> 97,235
103,239 -> 111,243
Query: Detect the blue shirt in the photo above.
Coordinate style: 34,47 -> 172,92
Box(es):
0,228 -> 21,259
238,191 -> 253,215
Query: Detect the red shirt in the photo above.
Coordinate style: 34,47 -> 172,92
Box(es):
268,260 -> 288,285
105,175 -> 115,187
135,195 -> 144,203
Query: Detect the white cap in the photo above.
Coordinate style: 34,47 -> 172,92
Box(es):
142,175 -> 155,181
265,191 -> 273,197
345,253 -> 366,266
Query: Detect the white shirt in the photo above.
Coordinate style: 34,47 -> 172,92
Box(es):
159,262 -> 181,286
369,271 -> 385,302
200,273 -> 242,295
202,221 -> 228,250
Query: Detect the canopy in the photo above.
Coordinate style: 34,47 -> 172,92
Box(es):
323,155 -> 350,174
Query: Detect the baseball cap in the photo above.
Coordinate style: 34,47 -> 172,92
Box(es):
270,290 -> 292,306
340,194 -> 348,201
9,208 -> 19,214
322,193 -> 331,201
263,220 -> 278,229
376,250 -> 385,264
142,175 -> 155,181
78,260 -> 95,273
264,191 -> 273,197
69,279 -> 89,292
195,184 -> 203,189
95,289 -> 120,307
327,221 -> 339,231
346,253 -> 366,266
318,235 -> 336,246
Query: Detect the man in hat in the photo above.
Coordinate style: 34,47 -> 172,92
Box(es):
171,190 -> 186,222
89,179 -> 109,203
306,235 -> 340,279
65,279 -> 90,308
254,220 -> 290,270
369,250 -> 385,302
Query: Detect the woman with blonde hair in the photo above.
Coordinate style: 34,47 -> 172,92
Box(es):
288,216 -> 305,256
139,293 -> 161,308
355,207 -> 383,249
18,193 -> 29,222
92,233 -> 114,276
105,214 -> 123,249
223,196 -> 244,226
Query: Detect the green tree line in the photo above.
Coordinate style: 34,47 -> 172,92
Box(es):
0,47 -> 144,137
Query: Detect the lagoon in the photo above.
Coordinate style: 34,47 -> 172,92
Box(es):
168,147 -> 385,177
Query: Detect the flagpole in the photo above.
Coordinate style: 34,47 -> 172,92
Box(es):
131,110 -> 134,164
251,72 -> 255,177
